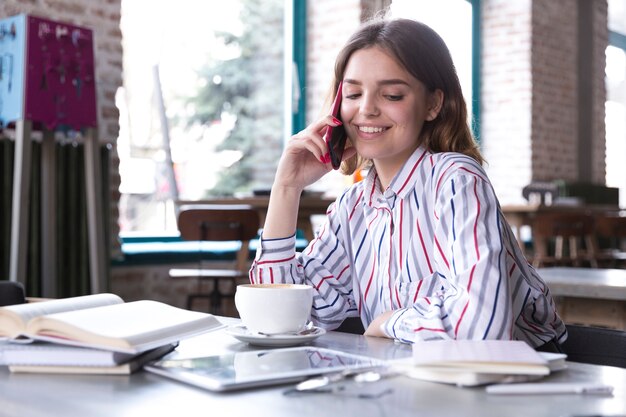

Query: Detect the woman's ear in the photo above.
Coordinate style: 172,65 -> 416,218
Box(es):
426,89 -> 444,121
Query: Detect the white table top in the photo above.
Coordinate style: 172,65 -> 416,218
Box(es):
538,267 -> 626,300
1,318 -> 625,417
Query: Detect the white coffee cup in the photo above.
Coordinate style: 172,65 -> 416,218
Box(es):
234,283 -> 313,335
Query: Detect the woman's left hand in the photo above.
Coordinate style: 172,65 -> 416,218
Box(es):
364,310 -> 396,338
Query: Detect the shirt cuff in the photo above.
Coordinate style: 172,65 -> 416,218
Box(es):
381,309 -> 411,342
254,233 -> 297,264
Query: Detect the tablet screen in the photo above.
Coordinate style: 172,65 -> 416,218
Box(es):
145,346 -> 385,392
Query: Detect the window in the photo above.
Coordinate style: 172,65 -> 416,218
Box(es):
606,0 -> 626,208
117,0 -> 287,232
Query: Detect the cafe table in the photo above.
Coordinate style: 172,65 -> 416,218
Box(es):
538,267 -> 626,330
1,318 -> 625,417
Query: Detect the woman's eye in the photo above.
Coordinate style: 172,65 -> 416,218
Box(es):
386,95 -> 404,101
345,93 -> 361,100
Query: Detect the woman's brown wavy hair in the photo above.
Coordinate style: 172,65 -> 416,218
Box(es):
331,18 -> 484,175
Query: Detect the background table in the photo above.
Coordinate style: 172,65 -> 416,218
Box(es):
539,267 -> 626,330
1,319 -> 625,417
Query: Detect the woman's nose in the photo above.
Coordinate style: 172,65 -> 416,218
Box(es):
359,94 -> 380,117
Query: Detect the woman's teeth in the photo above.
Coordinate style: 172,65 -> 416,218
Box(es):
359,126 -> 385,133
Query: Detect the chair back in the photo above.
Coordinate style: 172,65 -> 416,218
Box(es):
593,213 -> 626,266
532,212 -> 595,239
0,281 -> 26,306
561,324 -> 626,369
177,205 -> 260,242
172,204 -> 261,314
595,214 -> 626,238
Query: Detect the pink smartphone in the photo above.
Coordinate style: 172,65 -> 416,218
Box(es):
324,81 -> 347,170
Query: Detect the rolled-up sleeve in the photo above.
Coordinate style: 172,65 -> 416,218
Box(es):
249,234 -> 301,284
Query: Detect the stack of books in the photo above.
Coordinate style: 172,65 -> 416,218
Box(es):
0,293 -> 225,374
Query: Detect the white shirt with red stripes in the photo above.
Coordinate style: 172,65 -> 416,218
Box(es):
250,145 -> 566,347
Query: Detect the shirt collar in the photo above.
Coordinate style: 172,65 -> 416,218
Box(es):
363,145 -> 431,205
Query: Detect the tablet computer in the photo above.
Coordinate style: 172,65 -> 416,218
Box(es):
144,346 -> 385,392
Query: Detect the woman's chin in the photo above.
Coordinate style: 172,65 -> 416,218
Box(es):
352,143 -> 381,160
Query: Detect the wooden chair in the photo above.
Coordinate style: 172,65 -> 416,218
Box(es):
594,213 -> 626,268
169,204 -> 260,315
530,212 -> 598,268
561,324 -> 626,368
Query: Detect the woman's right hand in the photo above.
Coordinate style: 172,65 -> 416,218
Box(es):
263,116 -> 354,239
273,116 -> 346,192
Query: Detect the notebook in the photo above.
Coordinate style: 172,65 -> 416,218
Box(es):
390,340 -> 555,387
144,346 -> 385,392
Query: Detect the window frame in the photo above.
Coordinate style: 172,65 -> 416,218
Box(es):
469,0 -> 481,142
291,0 -> 307,134
610,30 -> 626,50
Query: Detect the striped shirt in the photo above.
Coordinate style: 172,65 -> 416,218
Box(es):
250,145 -> 566,347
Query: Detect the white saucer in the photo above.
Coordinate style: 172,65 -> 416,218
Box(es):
225,325 -> 326,347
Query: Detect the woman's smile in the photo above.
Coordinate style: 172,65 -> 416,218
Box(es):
356,125 -> 389,135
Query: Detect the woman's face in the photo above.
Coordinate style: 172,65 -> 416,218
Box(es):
341,46 -> 440,177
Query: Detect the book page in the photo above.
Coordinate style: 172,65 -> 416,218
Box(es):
0,293 -> 123,339
25,300 -> 224,353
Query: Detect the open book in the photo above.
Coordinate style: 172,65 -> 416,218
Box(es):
0,293 -> 225,353
391,340 -> 552,387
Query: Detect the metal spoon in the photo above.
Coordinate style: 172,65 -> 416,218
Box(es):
284,367 -> 395,397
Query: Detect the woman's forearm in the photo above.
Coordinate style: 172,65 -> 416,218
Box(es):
261,185 -> 303,239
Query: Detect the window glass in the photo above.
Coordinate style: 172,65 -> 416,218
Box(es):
605,46 -> 626,208
117,0 -> 285,232
608,0 -> 626,34
390,0 -> 473,123
605,0 -> 626,208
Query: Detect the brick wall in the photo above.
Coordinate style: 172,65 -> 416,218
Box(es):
0,0 -> 123,258
531,0 -> 578,182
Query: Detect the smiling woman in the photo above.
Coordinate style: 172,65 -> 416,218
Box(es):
249,17 -> 566,350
